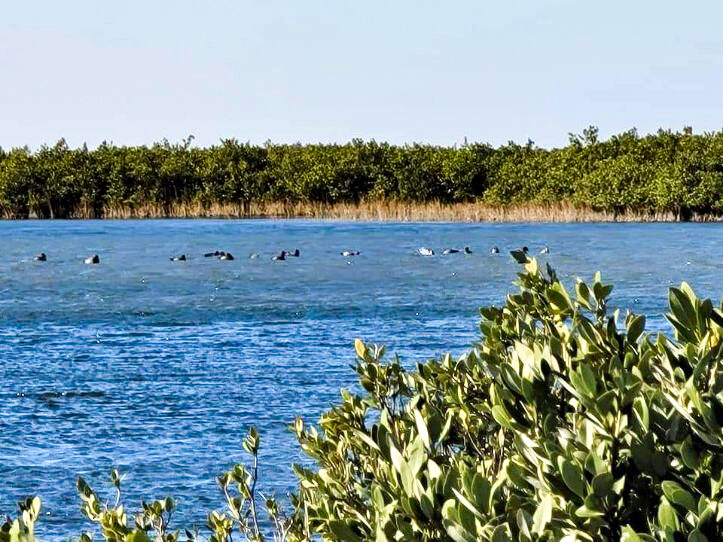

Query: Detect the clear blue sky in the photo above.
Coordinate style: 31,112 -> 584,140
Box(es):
2,0 -> 722,150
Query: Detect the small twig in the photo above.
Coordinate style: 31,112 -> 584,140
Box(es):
249,452 -> 260,538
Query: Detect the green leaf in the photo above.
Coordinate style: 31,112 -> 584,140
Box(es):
680,438 -> 700,470
670,287 -> 696,329
491,524 -> 514,542
661,481 -> 697,512
451,488 -> 485,520
688,529 -> 708,542
621,526 -> 643,542
627,314 -> 646,343
444,521 -> 478,542
390,444 -> 414,496
633,397 -> 649,431
592,473 -> 614,498
328,520 -> 364,542
532,493 -> 553,535
491,405 -> 515,429
558,458 -> 587,499
413,409 -> 431,451
126,531 -> 152,542
657,498 -> 678,531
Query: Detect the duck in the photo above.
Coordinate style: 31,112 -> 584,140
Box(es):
34,253 -> 47,262
509,246 -> 531,263
443,247 -> 472,255
84,254 -> 99,265
340,250 -> 360,257
249,253 -> 260,259
491,246 -> 500,254
204,251 -> 225,258
417,247 -> 435,256
170,254 -> 187,261
540,246 -> 550,254
287,249 -> 300,257
219,253 -> 234,260
272,251 -> 287,261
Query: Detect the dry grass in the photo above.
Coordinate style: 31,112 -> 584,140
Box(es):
95,200 -> 723,222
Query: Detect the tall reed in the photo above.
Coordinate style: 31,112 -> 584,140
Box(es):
93,200 -> 721,222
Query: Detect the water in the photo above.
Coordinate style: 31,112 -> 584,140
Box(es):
0,220 -> 720,539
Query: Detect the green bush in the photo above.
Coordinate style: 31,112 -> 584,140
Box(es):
292,255 -> 723,541
2,128 -> 723,218
3,258 -> 722,541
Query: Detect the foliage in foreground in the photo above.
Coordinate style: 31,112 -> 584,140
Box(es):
0,127 -> 722,218
2,255 -> 723,541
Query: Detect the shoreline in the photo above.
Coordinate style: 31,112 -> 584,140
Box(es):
44,201 -> 723,222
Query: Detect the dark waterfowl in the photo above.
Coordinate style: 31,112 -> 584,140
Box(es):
340,250 -> 360,257
219,253 -> 234,260
491,246 -> 500,254
443,246 -> 472,255
84,254 -> 99,265
170,254 -> 187,261
272,251 -> 287,261
418,247 -> 434,256
34,253 -> 47,262
288,249 -> 300,257
204,251 -> 226,257
540,246 -> 550,254
509,246 -> 531,263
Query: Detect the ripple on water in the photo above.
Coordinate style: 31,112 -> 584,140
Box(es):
0,220 -> 721,538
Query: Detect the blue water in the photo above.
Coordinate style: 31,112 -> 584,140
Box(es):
0,220 -> 721,539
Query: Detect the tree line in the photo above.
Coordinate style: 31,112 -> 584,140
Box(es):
0,126 -> 721,219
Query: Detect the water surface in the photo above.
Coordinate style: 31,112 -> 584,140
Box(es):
0,220 -> 720,538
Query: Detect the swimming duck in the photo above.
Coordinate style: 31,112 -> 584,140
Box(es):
84,254 -> 99,265
444,246 -> 472,255
287,249 -> 300,257
272,251 -> 287,261
249,253 -> 260,259
35,253 -> 47,262
341,250 -> 360,257
204,251 -> 226,258
540,246 -> 550,254
491,246 -> 500,254
219,253 -> 234,260
418,247 -> 435,256
170,254 -> 187,261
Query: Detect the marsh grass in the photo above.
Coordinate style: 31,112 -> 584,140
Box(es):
92,200 -> 722,222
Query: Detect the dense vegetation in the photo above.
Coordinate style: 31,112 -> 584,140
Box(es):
0,127 -> 722,219
4,256 -> 723,541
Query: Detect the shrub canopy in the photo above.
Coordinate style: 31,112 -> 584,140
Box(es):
1,128 -> 722,218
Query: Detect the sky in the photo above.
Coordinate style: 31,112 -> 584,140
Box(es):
1,0 -> 723,150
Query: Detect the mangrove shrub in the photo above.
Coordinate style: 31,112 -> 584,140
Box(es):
1,128 -> 723,218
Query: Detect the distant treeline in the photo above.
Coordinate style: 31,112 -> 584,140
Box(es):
0,126 -> 721,219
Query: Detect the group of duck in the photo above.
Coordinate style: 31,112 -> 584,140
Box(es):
33,253 -> 99,264
31,245 -> 549,265
31,249 -> 304,264
416,245 -> 549,256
